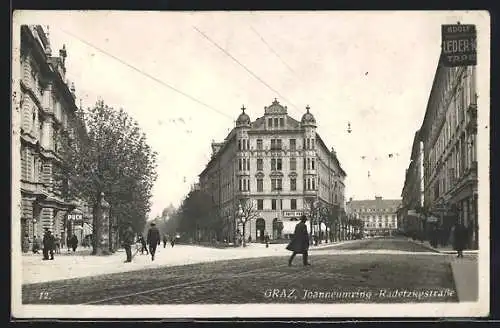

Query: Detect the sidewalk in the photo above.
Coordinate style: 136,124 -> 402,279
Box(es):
450,257 -> 478,302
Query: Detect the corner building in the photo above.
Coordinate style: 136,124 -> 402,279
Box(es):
17,25 -> 91,252
199,100 -> 347,242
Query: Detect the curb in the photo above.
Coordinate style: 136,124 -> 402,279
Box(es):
407,239 -> 479,254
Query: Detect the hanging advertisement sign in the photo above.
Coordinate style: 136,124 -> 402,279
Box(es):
441,24 -> 477,67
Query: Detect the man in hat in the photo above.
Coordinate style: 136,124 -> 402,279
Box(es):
42,228 -> 56,260
122,224 -> 135,263
146,222 -> 161,261
286,215 -> 311,266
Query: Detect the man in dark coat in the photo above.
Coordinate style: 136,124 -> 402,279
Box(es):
453,222 -> 468,258
122,225 -> 135,263
286,215 -> 311,266
42,229 -> 56,260
69,234 -> 78,252
163,234 -> 168,248
138,235 -> 148,255
147,222 -> 161,261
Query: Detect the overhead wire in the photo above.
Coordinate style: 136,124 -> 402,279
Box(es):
57,27 -> 234,122
192,25 -> 303,117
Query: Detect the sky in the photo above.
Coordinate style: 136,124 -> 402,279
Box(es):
14,11 -> 486,219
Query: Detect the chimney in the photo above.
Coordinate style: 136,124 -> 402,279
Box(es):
375,196 -> 382,201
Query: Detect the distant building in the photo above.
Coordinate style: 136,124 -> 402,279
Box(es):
16,25 -> 91,252
346,196 -> 401,237
404,53 -> 478,249
198,99 -> 347,242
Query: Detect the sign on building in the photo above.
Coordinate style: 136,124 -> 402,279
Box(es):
441,24 -> 477,67
282,211 -> 303,218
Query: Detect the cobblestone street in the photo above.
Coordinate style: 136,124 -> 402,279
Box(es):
22,238 -> 472,305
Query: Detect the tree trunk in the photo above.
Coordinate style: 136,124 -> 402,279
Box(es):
242,222 -> 247,247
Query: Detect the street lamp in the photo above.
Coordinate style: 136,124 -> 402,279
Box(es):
237,203 -> 244,247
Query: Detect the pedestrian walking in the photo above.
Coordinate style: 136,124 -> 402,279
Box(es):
66,235 -> 72,252
138,235 -> 149,255
453,222 -> 468,258
147,222 -> 161,261
122,225 -> 135,263
32,235 -> 40,254
54,235 -> 61,254
42,229 -> 56,260
69,234 -> 78,252
286,215 -> 311,266
264,233 -> 270,248
163,234 -> 168,248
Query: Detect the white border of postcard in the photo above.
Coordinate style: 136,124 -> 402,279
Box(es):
11,10 -> 490,318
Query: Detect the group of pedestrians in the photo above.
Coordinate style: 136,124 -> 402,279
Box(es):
121,222 -> 178,263
36,228 -> 79,261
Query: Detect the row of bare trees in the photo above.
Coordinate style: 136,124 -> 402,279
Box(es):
304,199 -> 364,243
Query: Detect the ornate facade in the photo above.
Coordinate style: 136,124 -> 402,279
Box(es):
17,25 -> 91,252
198,99 -> 347,242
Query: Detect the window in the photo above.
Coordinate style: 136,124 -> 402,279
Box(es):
271,139 -> 281,150
257,139 -> 263,150
291,199 -> 297,210
307,179 -> 311,190
312,178 -> 315,190
270,139 -> 282,150
311,138 -> 315,149
306,139 -> 310,149
307,158 -> 311,170
239,179 -> 242,191
289,139 -> 296,150
271,158 -> 276,170
268,118 -> 272,128
279,118 -> 284,127
280,199 -> 283,210
243,179 -> 247,191
272,199 -> 277,210
271,178 -> 282,191
311,159 -> 315,170
246,158 -> 250,170
290,178 -> 296,191
238,159 -> 242,171
274,118 -> 279,127
303,158 -> 306,168
257,179 -> 263,192
290,158 -> 296,171
276,158 -> 282,170
257,158 -> 263,171
238,140 -> 242,150
257,199 -> 264,210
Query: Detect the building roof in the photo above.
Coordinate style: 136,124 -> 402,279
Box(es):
348,197 -> 401,210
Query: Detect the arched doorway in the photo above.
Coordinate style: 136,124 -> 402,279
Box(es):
256,218 -> 265,242
272,218 -> 283,240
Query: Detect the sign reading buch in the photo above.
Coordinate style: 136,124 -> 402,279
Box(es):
441,24 -> 477,67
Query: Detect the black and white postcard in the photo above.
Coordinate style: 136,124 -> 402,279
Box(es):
11,10 -> 490,318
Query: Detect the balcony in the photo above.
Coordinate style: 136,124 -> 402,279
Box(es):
466,103 -> 478,134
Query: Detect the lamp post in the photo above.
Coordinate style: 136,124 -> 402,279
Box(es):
237,203 -> 244,247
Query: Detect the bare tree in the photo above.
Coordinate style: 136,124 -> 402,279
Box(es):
235,198 -> 260,247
